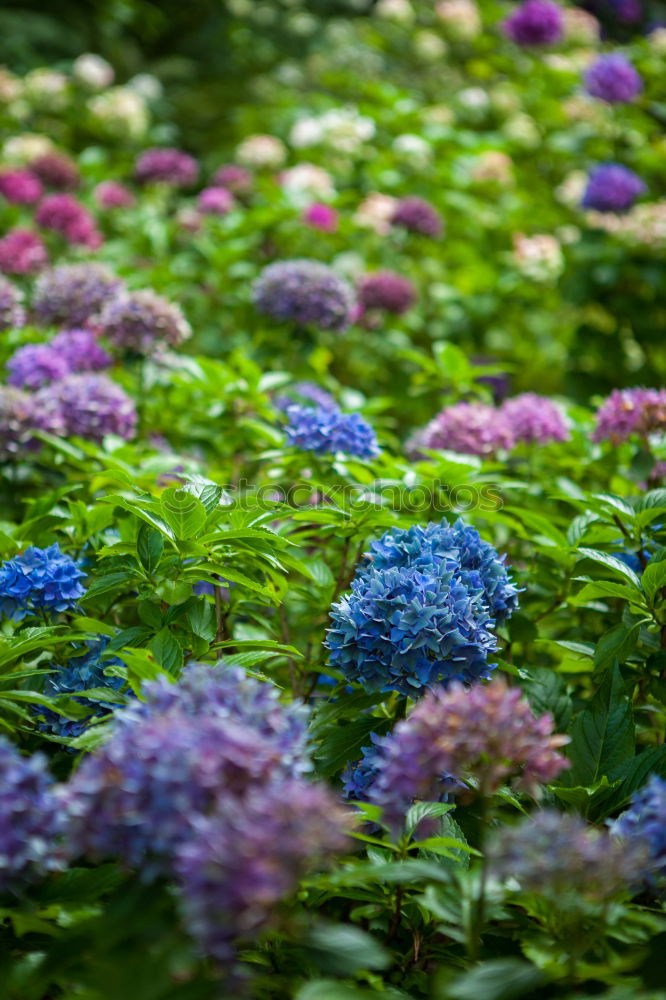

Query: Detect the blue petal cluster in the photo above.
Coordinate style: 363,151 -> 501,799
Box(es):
35,639 -> 127,742
0,543 -> 87,621
341,734 -> 388,802
327,563 -> 497,696
285,403 -> 379,458
362,518 -> 519,623
0,737 -> 63,890
611,775 -> 666,884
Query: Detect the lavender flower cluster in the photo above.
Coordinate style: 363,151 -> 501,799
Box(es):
357,270 -> 417,315
0,276 -> 26,330
0,543 -> 86,620
502,0 -> 563,46
611,775 -> 666,884
583,164 -> 646,214
32,263 -> 122,327
253,259 -> 356,332
97,289 -> 192,355
0,385 -> 64,460
284,403 -> 379,458
584,53 -> 643,104
134,147 -> 199,187
592,387 -> 666,443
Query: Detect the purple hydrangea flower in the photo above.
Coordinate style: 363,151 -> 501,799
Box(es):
582,164 -> 646,213
253,259 -> 356,333
7,343 -> 71,389
32,263 -> 122,327
0,543 -> 87,621
50,328 -> 112,372
35,638 -> 127,743
611,776 -> 666,885
212,164 -> 253,194
415,401 -> 516,457
0,737 -> 63,890
0,168 -> 43,204
93,180 -> 135,210
302,203 -> 339,233
326,563 -> 497,696
30,152 -> 80,190
0,385 -> 63,461
502,0 -> 563,45
274,381 -> 339,413
197,186 -> 235,215
284,404 -> 379,458
592,387 -> 666,443
392,197 -> 443,238
357,271 -> 417,315
0,276 -> 26,330
35,193 -> 101,248
584,53 -> 643,104
98,289 -> 192,355
174,780 -> 348,961
491,810 -> 647,901
500,393 -> 569,444
362,518 -> 519,623
135,147 -> 199,187
0,229 -> 48,276
39,373 -> 137,442
370,679 -> 569,831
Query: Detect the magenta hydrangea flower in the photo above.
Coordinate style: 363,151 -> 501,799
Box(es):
98,289 -> 192,356
501,393 -> 569,444
302,203 -> 339,233
253,259 -> 356,332
0,229 -> 48,275
370,678 -> 569,831
212,164 -> 253,194
35,193 -> 102,248
32,263 -> 122,327
197,186 -> 235,215
592,387 -> 666,443
584,53 -> 643,104
357,270 -> 416,315
0,276 -> 25,330
135,147 -> 199,187
0,169 -> 43,204
50,328 -> 112,372
39,373 -> 137,442
502,0 -> 563,45
416,401 -> 516,457
0,385 -> 63,460
93,180 -> 135,209
392,196 -> 443,238
7,343 -> 71,389
30,152 -> 80,190
582,164 -> 646,213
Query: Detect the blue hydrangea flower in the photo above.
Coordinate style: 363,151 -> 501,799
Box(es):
611,775 -> 666,884
0,544 -> 87,621
326,564 -> 497,696
0,737 -> 63,890
341,734 -> 388,802
361,518 -> 519,623
35,639 -> 128,742
274,381 -> 339,413
285,404 -> 379,458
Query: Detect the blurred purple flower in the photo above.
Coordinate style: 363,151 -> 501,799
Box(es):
302,202 -> 339,233
415,401 -> 516,457
35,193 -> 101,248
30,152 -> 80,190
197,186 -> 235,215
501,393 -> 569,444
502,0 -> 563,45
212,164 -> 253,194
582,164 -> 646,213
94,180 -> 135,209
253,259 -> 356,332
358,270 -> 416,315
0,168 -> 43,204
392,196 -> 443,238
7,343 -> 70,389
32,263 -> 122,328
584,53 -> 642,103
98,289 -> 192,355
592,387 -> 666,443
50,328 -> 112,373
0,275 -> 25,330
39,373 -> 137,442
0,229 -> 47,275
0,385 -> 63,461
135,147 -> 199,187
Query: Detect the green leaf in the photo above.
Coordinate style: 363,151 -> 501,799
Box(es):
136,524 -> 164,575
642,558 -> 666,604
159,487 -> 207,540
186,599 -> 216,642
148,628 -> 183,675
568,664 -> 635,790
576,548 -> 642,589
303,923 -> 391,974
593,622 -> 641,671
447,959 -> 548,1000
521,667 -> 573,731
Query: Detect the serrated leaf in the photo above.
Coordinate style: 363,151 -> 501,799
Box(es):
160,488 -> 207,540
576,548 -> 642,589
568,664 -> 635,791
136,524 -> 164,575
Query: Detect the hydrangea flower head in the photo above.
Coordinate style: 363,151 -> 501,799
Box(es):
584,53 -> 643,103
7,343 -> 71,389
0,738 -> 63,889
212,164 -> 253,194
416,401 -> 516,457
491,809 -> 647,901
392,196 -> 443,238
253,259 -> 356,332
40,373 -> 137,442
285,404 -> 379,458
30,152 -> 79,190
501,393 -> 569,444
197,186 -> 235,215
502,0 -> 563,45
0,386 -> 63,461
611,775 -> 666,884
370,679 -> 569,829
135,147 -> 199,187
93,180 -> 135,209
0,543 -> 86,620
0,229 -> 48,275
342,734 -> 388,802
274,381 -> 339,413
582,164 -> 646,213
98,289 -> 192,355
358,271 -> 417,315
362,518 -> 519,622
0,276 -> 26,329
50,328 -> 112,373
35,193 -> 101,247
32,263 -> 122,327
592,387 -> 666,443
0,168 -> 43,203
327,563 -> 497,696
302,202 -> 338,233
